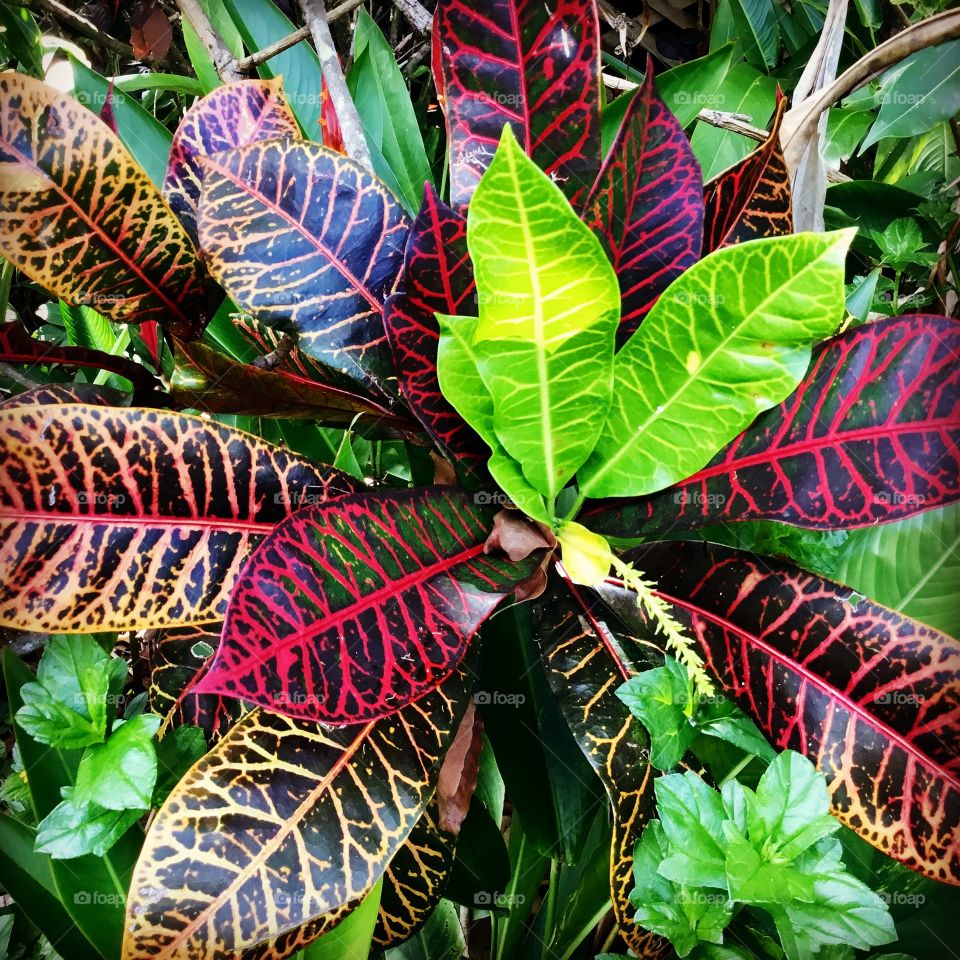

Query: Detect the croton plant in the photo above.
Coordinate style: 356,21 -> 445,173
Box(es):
0,0 -> 957,959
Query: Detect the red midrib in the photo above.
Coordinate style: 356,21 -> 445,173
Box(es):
223,542 -> 489,670
689,417 -> 959,484
648,584 -> 960,792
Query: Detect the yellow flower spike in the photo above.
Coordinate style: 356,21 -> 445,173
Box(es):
557,521 -> 714,697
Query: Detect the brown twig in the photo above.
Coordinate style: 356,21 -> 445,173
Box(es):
234,0 -> 366,73
298,0 -> 373,169
176,0 -> 243,82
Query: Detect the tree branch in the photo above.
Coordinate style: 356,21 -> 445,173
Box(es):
392,0 -> 432,34
176,0 -> 242,83
298,0 -> 372,169
234,0 -> 367,73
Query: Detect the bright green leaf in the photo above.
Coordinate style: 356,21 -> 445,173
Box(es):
632,821 -> 732,957
578,230 -> 855,499
73,714 -> 161,812
617,659 -> 698,769
466,126 -> 619,503
771,839 -> 897,960
436,313 -> 549,523
15,636 -> 125,749
35,792 -> 142,860
655,771 -> 729,889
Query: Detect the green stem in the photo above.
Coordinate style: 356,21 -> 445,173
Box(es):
540,857 -> 560,960
720,753 -> 756,788
0,258 -> 13,321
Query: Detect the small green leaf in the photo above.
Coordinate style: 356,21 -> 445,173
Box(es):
465,125 -> 619,504
632,821 -> 732,958
771,839 -> 897,960
617,659 -> 697,769
35,793 -> 142,860
73,714 -> 161,811
579,230 -> 855,499
655,772 -> 729,889
742,751 -> 838,859
15,636 -> 125,749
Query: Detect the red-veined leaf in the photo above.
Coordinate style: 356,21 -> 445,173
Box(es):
600,539 -> 960,885
0,403 -> 360,631
170,337 -> 420,434
122,664 -> 474,960
434,0 -> 602,209
163,78 -> 300,241
148,626 -> 244,743
702,92 -> 793,252
586,314 -> 960,537
197,139 -> 410,398
584,60 -> 704,343
384,184 -> 485,465
0,74 -> 205,338
196,486 -> 542,724
0,320 -> 167,405
535,574 -> 670,957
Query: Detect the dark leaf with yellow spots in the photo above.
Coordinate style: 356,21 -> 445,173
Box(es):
148,626 -> 244,744
535,574 -> 671,957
